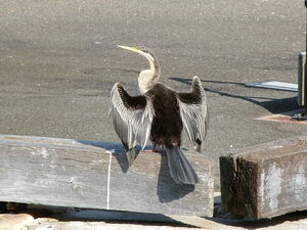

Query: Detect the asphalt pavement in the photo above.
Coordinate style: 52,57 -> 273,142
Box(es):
0,0 -> 306,188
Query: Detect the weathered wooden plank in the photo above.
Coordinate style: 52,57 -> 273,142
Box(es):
0,135 -> 213,217
220,136 -> 307,219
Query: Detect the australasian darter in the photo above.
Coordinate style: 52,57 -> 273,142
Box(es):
110,46 -> 208,185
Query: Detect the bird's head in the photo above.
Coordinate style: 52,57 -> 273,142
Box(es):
117,45 -> 161,91
117,45 -> 155,63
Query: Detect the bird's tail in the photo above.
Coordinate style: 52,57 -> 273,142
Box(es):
164,146 -> 199,185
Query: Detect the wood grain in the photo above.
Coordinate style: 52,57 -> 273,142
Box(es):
0,135 -> 213,217
220,136 -> 307,219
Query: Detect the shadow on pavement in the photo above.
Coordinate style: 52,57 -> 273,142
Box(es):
170,77 -> 298,114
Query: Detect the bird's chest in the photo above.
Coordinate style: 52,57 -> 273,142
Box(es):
146,88 -> 179,118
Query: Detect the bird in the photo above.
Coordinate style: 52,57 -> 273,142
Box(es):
110,45 -> 208,184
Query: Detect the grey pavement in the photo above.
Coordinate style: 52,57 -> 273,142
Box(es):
0,0 -> 306,188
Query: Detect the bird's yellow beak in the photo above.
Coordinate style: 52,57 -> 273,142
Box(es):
117,45 -> 141,54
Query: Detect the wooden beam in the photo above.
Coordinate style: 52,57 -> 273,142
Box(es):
220,136 -> 307,219
0,135 -> 213,217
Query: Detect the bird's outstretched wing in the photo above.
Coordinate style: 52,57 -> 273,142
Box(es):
177,76 -> 208,152
110,83 -> 154,165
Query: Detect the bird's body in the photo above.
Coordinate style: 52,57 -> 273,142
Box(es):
147,83 -> 182,147
110,46 -> 208,184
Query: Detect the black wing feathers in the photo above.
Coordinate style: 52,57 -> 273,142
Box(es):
117,84 -> 146,110
178,78 -> 202,104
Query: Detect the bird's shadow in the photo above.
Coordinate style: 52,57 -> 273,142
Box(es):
77,140 -> 194,203
77,140 -> 131,173
157,151 -> 195,203
170,77 -> 298,114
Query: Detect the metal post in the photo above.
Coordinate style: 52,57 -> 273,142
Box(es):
303,0 -> 307,106
292,1 -> 307,120
304,0 -> 307,108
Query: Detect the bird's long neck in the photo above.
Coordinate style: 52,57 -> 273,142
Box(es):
149,54 -> 160,78
138,54 -> 161,95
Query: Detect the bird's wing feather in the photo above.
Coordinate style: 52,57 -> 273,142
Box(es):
110,83 -> 154,152
177,76 -> 208,151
